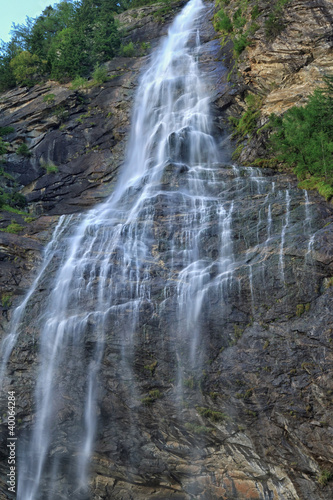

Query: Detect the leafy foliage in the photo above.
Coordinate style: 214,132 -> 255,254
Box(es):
16,143 -> 31,156
264,12 -> 285,40
213,8 -> 233,33
213,0 -> 290,56
0,0 -> 126,88
120,41 -> 135,57
230,93 -> 262,137
92,64 -> 108,84
10,50 -> 45,87
0,221 -> 24,233
270,76 -> 333,198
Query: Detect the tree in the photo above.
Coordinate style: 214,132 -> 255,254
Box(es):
30,2 -> 76,62
10,17 -> 35,52
10,50 -> 45,86
0,40 -> 19,90
270,76 -> 333,183
48,28 -> 85,79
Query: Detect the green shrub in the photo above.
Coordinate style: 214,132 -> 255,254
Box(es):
141,396 -> 153,406
120,42 -> 135,57
153,3 -> 173,21
214,8 -> 233,33
1,294 -> 12,308
251,4 -> 261,20
0,221 -> 24,234
53,106 -> 68,122
0,126 -> 15,136
42,162 -> 58,174
141,388 -> 162,405
149,389 -> 161,399
234,33 -> 249,56
0,138 -> 9,155
43,93 -> 55,103
16,143 -> 31,157
144,360 -> 157,374
233,8 -> 246,29
270,76 -> 333,195
196,406 -> 227,422
265,12 -> 285,40
10,192 -> 27,209
139,41 -> 151,55
24,216 -> 36,223
92,64 -> 108,84
231,93 -> 262,137
318,469 -> 332,487
70,76 -> 88,90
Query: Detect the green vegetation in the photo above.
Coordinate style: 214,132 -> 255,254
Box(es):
16,143 -> 31,157
184,376 -> 197,390
144,360 -> 157,374
0,127 -> 15,136
0,0 -> 168,90
269,76 -> 333,200
196,406 -> 227,422
0,127 -> 12,156
41,161 -> 58,174
149,389 -> 161,399
230,93 -> 262,138
53,106 -> 68,122
184,422 -> 210,434
0,191 -> 26,211
0,221 -> 24,234
46,164 -> 58,174
265,0 -> 290,40
70,76 -> 89,91
0,163 -> 27,212
141,388 -> 162,405
43,93 -> 55,103
92,64 -> 108,84
213,0 -> 290,57
0,139 -> 9,155
296,303 -> 310,316
120,41 -> 135,57
324,277 -> 333,289
119,40 -> 151,58
251,4 -> 261,20
1,294 -> 12,308
24,216 -> 36,223
264,12 -> 284,40
213,8 -> 233,33
317,469 -> 332,487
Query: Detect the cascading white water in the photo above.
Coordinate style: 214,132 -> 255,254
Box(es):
279,189 -> 291,283
0,0 -> 235,497
0,215 -> 71,386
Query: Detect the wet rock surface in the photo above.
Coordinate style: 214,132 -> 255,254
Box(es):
1,2 -> 333,500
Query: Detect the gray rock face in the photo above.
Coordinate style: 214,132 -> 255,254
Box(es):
1,2 -> 333,500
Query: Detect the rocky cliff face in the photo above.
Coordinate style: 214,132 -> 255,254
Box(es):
0,1 -> 186,325
240,0 -> 333,116
1,1 -> 333,500
213,0 -> 333,163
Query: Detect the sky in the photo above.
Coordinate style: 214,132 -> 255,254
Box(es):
0,0 -> 60,43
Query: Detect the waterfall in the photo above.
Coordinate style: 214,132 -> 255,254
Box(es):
0,0 -> 320,498
0,0 -> 231,497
